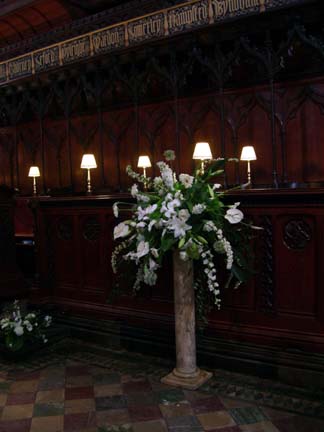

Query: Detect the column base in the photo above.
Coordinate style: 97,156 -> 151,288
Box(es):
161,368 -> 212,390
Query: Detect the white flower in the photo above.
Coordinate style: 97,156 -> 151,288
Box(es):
148,220 -> 157,232
161,199 -> 181,219
203,221 -> 216,232
213,184 -> 222,190
178,209 -> 190,222
157,161 -> 174,189
167,217 -> 191,238
131,184 -> 138,197
225,208 -> 244,224
137,194 -> 150,203
149,258 -> 158,271
179,173 -> 194,188
154,176 -> 163,186
164,149 -> 175,161
146,204 -> 157,214
143,268 -> 157,285
114,222 -> 130,239
192,204 -> 206,214
137,204 -> 157,222
113,203 -> 119,218
14,325 -> 24,336
136,241 -> 150,258
151,248 -> 159,258
44,315 -> 52,326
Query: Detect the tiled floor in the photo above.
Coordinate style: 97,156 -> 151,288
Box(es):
0,357 -> 324,432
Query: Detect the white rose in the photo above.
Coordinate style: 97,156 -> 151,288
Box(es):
14,325 -> 24,336
137,241 -> 150,258
113,222 -> 130,239
192,204 -> 206,214
179,174 -> 194,189
203,221 -> 216,232
178,209 -> 190,222
225,208 -> 244,224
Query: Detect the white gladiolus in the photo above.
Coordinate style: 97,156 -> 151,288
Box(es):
131,184 -> 139,197
225,208 -> 244,224
113,222 -> 130,240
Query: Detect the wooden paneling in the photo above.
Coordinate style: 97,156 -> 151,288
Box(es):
30,191 -> 324,354
3,79 -> 324,196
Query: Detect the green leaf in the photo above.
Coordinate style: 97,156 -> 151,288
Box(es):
178,237 -> 186,249
161,236 -> 176,252
207,184 -> 215,199
187,242 -> 200,260
196,235 -> 208,245
5,334 -> 24,352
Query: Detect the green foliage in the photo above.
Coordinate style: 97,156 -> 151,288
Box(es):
0,301 -> 52,352
112,152 -> 258,322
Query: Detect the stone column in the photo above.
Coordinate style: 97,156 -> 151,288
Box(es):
161,250 -> 212,390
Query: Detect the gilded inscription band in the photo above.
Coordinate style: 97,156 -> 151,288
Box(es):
0,0 -> 308,85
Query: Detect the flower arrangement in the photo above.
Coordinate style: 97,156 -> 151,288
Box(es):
112,150 -> 256,319
0,301 -> 52,352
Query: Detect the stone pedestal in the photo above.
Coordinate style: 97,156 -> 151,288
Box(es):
161,250 -> 212,390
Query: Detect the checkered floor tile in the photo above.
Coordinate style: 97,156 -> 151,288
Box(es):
0,358 -> 324,431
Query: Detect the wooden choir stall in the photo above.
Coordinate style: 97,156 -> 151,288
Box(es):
0,0 -> 324,387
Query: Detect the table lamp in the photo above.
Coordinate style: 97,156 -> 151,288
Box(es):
137,155 -> 151,178
193,142 -> 212,174
81,154 -> 97,194
240,146 -> 257,184
28,166 -> 40,196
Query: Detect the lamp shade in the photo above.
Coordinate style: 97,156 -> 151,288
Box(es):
240,146 -> 257,161
193,142 -> 212,160
137,155 -> 151,168
28,166 -> 40,177
81,154 -> 97,169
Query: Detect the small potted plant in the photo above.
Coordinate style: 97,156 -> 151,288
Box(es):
0,300 -> 52,359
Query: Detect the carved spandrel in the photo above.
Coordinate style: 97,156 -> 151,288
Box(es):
57,217 -> 73,241
283,219 -> 312,250
82,217 -> 101,242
